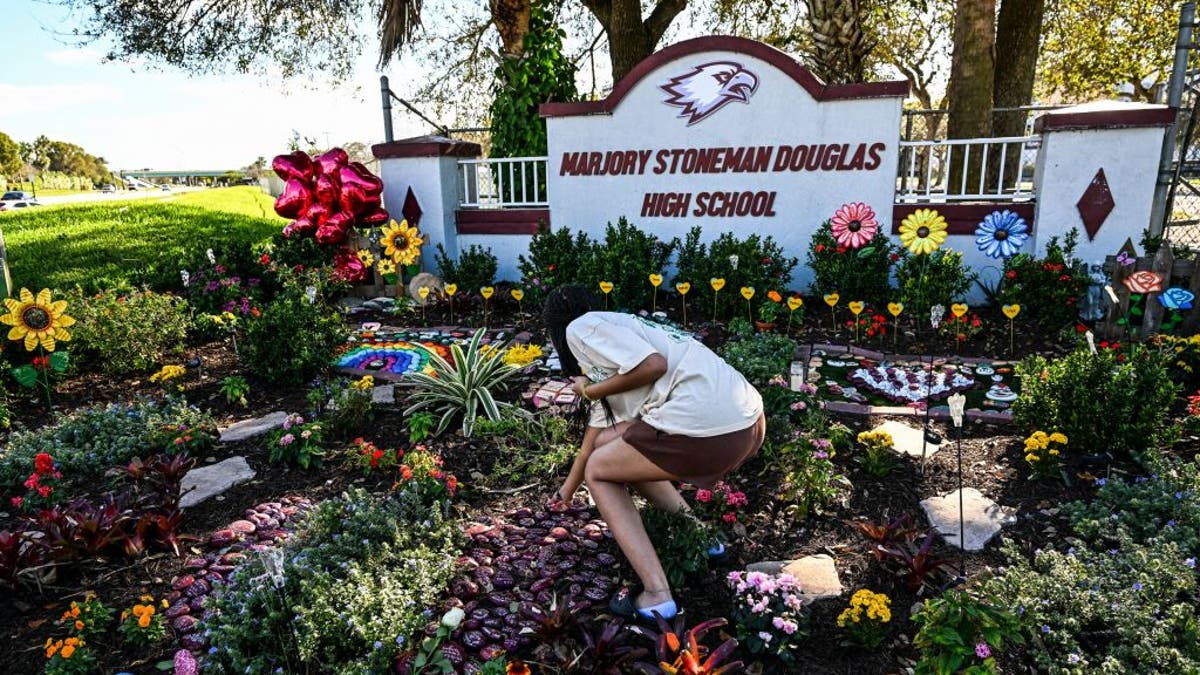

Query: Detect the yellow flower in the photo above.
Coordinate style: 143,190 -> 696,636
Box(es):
1049,432 -> 1068,445
898,209 -> 948,255
0,288 -> 75,352
1025,453 -> 1037,463
150,365 -> 186,383
380,219 -> 424,266
351,375 -> 375,392
377,258 -> 396,276
502,344 -> 544,367
356,249 -> 375,267
1049,448 -> 1059,456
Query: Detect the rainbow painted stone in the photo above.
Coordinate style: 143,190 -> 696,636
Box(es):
334,337 -> 451,380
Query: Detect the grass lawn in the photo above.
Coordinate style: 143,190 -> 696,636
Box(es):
0,187 -> 284,293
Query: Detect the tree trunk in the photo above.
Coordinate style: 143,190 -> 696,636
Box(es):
946,0 -> 995,195
583,0 -> 688,82
990,0 -> 1044,194
490,0 -> 533,58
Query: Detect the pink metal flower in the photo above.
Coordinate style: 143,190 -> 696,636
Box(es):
1124,270 -> 1164,294
831,202 -> 879,249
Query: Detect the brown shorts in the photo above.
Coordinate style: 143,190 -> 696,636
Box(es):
621,413 -> 766,489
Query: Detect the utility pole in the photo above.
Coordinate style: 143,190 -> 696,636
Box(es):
1149,1 -> 1196,238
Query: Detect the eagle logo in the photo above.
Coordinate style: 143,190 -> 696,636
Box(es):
660,61 -> 759,125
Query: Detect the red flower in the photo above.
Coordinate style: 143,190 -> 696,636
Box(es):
1005,270 -> 1017,280
36,485 -> 51,498
259,253 -> 270,265
446,475 -> 457,495
971,317 -> 981,328
1075,324 -> 1088,333
34,453 -> 55,475
1066,297 -> 1077,305
815,244 -> 825,253
31,356 -> 49,370
889,253 -> 900,262
547,264 -> 556,272
836,246 -> 848,255
10,497 -> 22,508
1059,274 -> 1070,282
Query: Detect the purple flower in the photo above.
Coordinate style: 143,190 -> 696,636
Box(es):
1069,653 -> 1082,664
1186,558 -> 1196,569
975,642 -> 992,659
1133,583 -> 1142,591
1095,478 -> 1107,486
279,433 -> 296,446
813,451 -> 830,459
1041,624 -> 1051,633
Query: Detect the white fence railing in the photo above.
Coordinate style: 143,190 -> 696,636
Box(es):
897,136 -> 1040,202
458,157 -> 549,208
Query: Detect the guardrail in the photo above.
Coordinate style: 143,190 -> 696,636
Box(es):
897,136 -> 1040,202
458,157 -> 549,208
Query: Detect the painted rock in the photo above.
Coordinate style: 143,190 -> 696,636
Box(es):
172,575 -> 195,591
180,633 -> 207,651
172,615 -> 200,634
229,520 -> 257,535
165,602 -> 191,619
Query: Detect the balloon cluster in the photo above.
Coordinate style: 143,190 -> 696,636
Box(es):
272,148 -> 388,245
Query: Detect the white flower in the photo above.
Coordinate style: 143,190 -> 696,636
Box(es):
441,607 -> 465,629
305,286 -> 318,304
180,270 -> 190,287
206,248 -> 216,264
758,631 -> 772,643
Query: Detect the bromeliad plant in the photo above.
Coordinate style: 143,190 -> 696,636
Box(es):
726,570 -> 807,662
878,531 -> 956,593
403,328 -> 520,436
640,614 -> 744,675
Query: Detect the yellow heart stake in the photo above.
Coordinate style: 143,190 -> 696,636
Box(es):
787,297 -> 803,311
676,282 -> 691,295
848,301 -> 865,316
443,283 -> 458,296
823,293 -> 840,307
887,302 -> 904,317
740,286 -> 755,300
418,286 -> 430,299
598,281 -> 613,294
951,303 -> 968,318
1002,304 -> 1021,319
649,274 -> 663,287
480,287 -> 494,299
510,289 -> 524,301
710,278 -> 726,292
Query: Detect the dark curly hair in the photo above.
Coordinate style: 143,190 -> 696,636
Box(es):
542,284 -> 615,426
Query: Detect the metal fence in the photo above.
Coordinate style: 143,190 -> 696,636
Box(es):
896,136 -> 1040,202
458,157 -> 549,208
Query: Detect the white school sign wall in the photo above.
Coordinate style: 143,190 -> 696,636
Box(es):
541,36 -> 908,290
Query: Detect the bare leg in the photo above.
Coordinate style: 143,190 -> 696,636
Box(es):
632,480 -> 689,513
585,436 -> 680,609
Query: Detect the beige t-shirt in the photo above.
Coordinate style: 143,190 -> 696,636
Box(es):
565,312 -> 763,437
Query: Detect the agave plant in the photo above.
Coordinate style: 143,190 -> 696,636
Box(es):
403,328 -> 519,436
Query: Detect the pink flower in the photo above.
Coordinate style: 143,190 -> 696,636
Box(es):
279,433 -> 296,446
695,489 -> 713,503
831,202 -> 879,249
772,616 -> 786,630
789,400 -> 807,411
780,619 -> 798,635
10,496 -> 22,507
722,513 -> 737,524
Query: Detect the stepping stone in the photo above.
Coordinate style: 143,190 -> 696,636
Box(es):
921,488 -> 1012,551
872,419 -> 942,458
180,457 -> 256,509
372,384 -> 396,404
219,411 -> 289,443
745,554 -> 843,602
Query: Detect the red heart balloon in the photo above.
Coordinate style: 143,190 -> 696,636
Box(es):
272,152 -> 313,182
340,163 -> 384,194
284,215 -> 317,238
339,182 -> 369,215
314,173 -> 340,208
361,207 -> 390,226
274,178 -> 313,219
315,148 -> 348,176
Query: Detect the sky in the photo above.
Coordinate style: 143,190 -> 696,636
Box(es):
0,0 -> 431,171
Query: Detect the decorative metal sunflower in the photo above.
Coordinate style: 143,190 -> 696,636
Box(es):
380,219 -> 424,266
1,288 -> 75,352
898,208 -> 948,255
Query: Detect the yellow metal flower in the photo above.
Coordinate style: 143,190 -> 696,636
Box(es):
898,209 -> 948,255
380,219 -> 424,266
356,249 -> 376,267
1,288 -> 75,352
376,258 -> 396,276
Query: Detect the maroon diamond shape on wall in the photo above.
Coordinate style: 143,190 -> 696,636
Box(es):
1076,168 -> 1115,241
402,187 -> 423,228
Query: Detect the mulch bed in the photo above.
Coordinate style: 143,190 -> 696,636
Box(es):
0,307 -> 1099,673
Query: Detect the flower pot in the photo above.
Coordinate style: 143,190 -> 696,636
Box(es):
754,321 -> 776,332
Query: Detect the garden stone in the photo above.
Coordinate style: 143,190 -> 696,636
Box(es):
872,420 -> 942,458
408,273 -> 443,303
745,554 -> 843,602
179,457 -> 256,509
921,488 -> 1011,551
372,384 -> 396,404
219,411 -> 289,443
337,296 -> 365,310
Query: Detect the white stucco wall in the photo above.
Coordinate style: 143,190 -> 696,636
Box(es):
458,233 -> 533,282
378,154 -> 464,272
545,49 -> 905,292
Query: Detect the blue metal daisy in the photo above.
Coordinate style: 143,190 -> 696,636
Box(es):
975,210 -> 1029,259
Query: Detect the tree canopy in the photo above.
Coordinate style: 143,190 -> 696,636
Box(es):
0,132 -> 21,180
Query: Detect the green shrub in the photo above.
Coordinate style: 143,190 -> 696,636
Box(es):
579,217 -> 678,311
201,489 -> 461,675
894,248 -> 977,319
1064,458 -> 1200,556
805,220 -> 897,307
473,409 -> 575,484
673,227 -> 800,318
517,224 -> 594,307
1012,345 -> 1178,466
435,243 -> 498,295
720,333 -> 797,386
0,399 -> 215,495
402,329 -> 519,436
641,508 -> 715,587
241,272 -> 346,386
66,289 -> 191,375
992,230 -> 1090,332
911,589 -> 1024,675
981,540 -> 1200,674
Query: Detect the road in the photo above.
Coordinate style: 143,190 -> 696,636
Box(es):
31,187 -> 205,207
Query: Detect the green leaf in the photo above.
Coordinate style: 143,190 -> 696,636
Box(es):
12,365 -> 37,388
155,660 -> 175,671
856,246 -> 876,258
49,350 -> 69,373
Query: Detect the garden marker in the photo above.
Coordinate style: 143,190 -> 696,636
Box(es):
1002,304 -> 1020,355
649,274 -> 663,313
787,296 -> 802,334
887,302 -> 903,349
419,286 -> 430,322
444,283 -> 458,323
511,288 -> 525,325
741,286 -> 755,322
849,301 -> 865,342
481,286 -> 494,326
950,303 -> 968,318
710,278 -> 725,322
676,282 -> 691,326
599,281 -> 613,309
824,293 -> 840,332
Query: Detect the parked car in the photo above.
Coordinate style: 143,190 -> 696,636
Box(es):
159,184 -> 171,191
1,191 -> 33,201
98,184 -> 116,193
0,199 -> 40,212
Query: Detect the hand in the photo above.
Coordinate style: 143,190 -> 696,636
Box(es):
571,376 -> 591,399
547,485 -> 571,511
